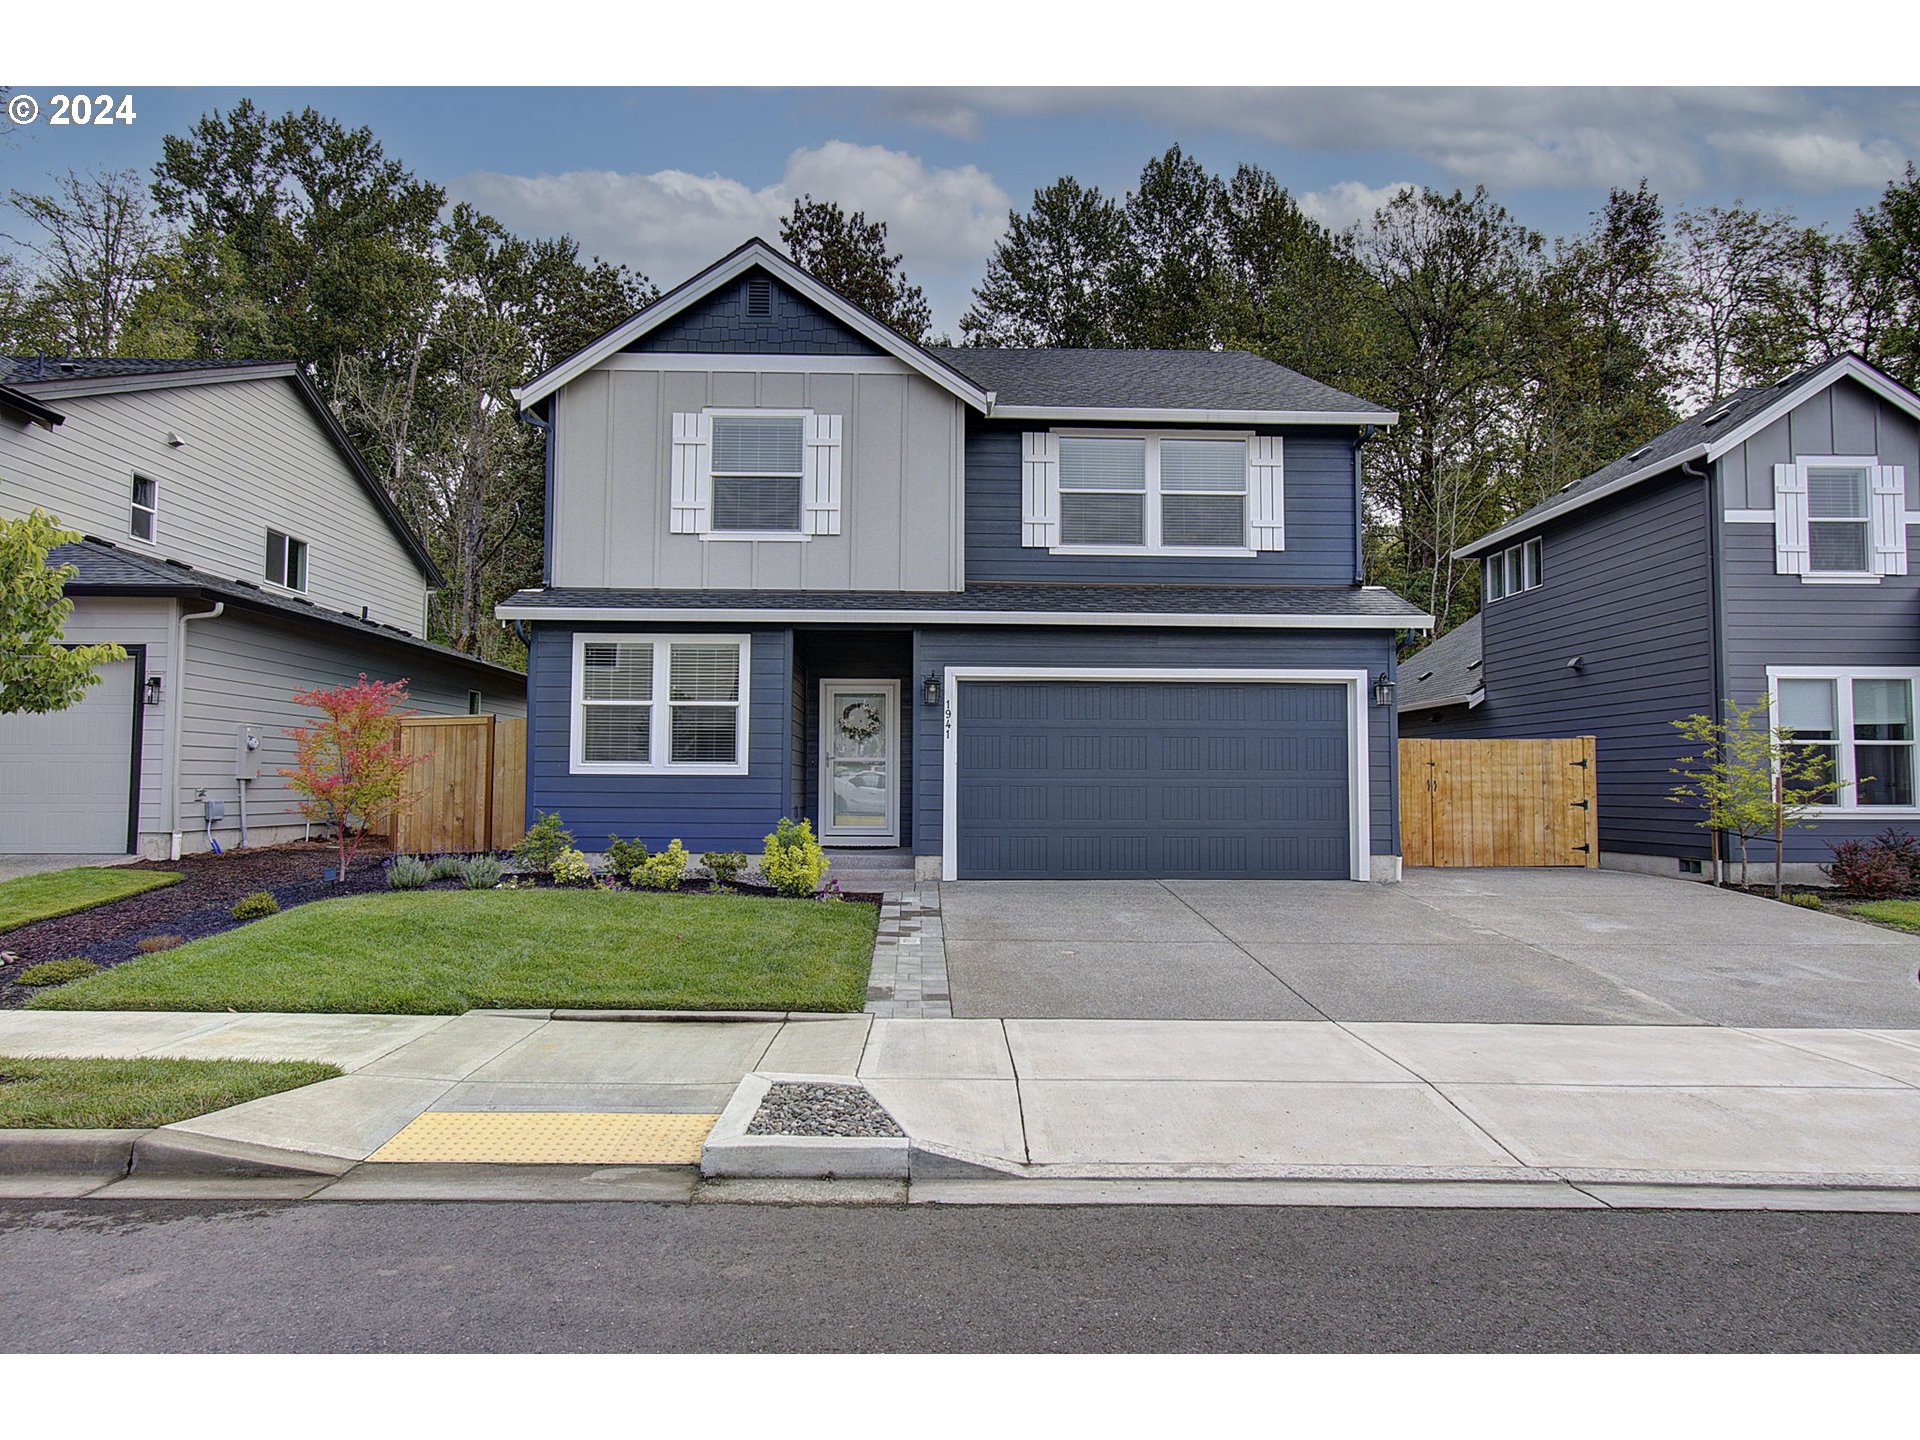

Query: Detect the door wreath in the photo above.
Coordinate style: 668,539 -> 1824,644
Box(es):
836,699 -> 884,743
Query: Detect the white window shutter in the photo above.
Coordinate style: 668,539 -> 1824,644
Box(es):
1873,464 -> 1908,576
670,412 -> 712,533
803,413 -> 843,535
1020,432 -> 1059,547
1773,462 -> 1807,575
1250,436 -> 1285,551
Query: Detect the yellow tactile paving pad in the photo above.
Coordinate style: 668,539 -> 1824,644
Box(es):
367,1112 -> 719,1165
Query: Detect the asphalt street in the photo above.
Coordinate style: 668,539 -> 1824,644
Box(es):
1,1199 -> 1915,1352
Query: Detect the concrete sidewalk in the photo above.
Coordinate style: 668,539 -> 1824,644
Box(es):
6,1009 -> 1920,1208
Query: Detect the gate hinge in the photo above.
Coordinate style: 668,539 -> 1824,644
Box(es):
1569,799 -> 1590,810
1572,843 -> 1591,854
1569,758 -> 1590,769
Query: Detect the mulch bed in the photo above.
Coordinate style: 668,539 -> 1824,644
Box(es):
0,840 -> 391,1008
0,840 -> 884,1010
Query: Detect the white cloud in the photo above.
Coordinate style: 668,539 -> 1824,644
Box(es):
450,142 -> 1010,333
1299,179 -> 1416,232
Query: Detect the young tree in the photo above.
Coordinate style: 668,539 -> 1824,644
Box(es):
1669,695 -> 1842,894
0,510 -> 129,715
280,675 -> 427,880
4,169 -> 166,354
960,176 -> 1127,347
779,197 -> 931,340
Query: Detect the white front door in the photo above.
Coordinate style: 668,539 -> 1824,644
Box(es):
819,679 -> 898,845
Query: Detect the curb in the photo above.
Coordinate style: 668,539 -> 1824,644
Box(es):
0,1128 -> 143,1178
701,1073 -> 910,1180
131,1130 -> 355,1179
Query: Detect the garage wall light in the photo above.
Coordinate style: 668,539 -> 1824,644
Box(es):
144,674 -> 165,706
1372,672 -> 1396,708
921,672 -> 941,706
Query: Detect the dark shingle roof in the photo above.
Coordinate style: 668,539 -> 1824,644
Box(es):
54,538 -> 523,681
0,356 -> 266,383
497,582 -> 1428,623
928,346 -> 1391,418
1399,614 -> 1484,712
0,380 -> 64,427
1457,356 -> 1845,557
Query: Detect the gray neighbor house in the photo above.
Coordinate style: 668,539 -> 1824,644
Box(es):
0,358 -> 524,860
497,238 -> 1432,882
1401,353 -> 1920,882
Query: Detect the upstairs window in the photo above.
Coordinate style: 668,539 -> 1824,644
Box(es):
1485,537 -> 1542,601
573,635 -> 749,774
1054,434 -> 1250,552
1805,464 -> 1871,573
1773,456 -> 1906,581
130,475 -> 157,543
710,414 -> 805,533
265,529 -> 308,592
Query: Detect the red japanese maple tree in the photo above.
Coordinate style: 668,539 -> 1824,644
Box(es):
280,675 -> 427,880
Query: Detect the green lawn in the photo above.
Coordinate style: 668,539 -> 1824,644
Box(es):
1849,898 -> 1920,932
0,1056 -> 339,1128
29,888 -> 878,1015
0,867 -> 181,932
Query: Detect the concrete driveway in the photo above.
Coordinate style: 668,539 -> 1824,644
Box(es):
942,868 -> 1920,1028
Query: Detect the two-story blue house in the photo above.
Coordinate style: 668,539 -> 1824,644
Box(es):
498,239 -> 1429,882
1401,352 -> 1920,883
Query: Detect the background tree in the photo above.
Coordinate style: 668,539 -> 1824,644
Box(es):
1673,204 -> 1791,404
960,177 -> 1126,347
3,169 -> 165,354
779,197 -> 931,340
0,511 -> 128,715
1112,145 -> 1228,348
1853,163 -> 1920,387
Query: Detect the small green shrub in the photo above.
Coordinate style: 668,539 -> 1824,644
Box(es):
135,933 -> 185,954
550,848 -> 593,887
702,850 -> 748,890
16,957 -> 101,987
606,835 -> 651,875
513,811 -> 574,872
460,855 -> 505,889
387,854 -> 431,890
427,855 -> 465,882
761,817 -> 830,897
1788,892 -> 1824,909
635,839 -> 689,891
230,891 -> 280,920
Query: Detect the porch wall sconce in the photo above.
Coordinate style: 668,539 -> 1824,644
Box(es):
921,672 -> 942,706
1371,672 -> 1396,708
143,674 -> 165,707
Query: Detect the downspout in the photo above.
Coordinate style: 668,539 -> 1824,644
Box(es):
1685,457 -> 1724,885
1351,426 -> 1376,585
166,600 -> 224,860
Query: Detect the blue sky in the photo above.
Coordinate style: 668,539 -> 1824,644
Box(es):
5,86 -> 1918,334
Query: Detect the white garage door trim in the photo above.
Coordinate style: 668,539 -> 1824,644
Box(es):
940,667 -> 1371,882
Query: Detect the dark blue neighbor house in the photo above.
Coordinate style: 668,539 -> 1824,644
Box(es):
498,239 -> 1430,882
1401,353 -> 1920,883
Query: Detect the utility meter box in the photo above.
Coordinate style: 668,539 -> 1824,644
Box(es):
236,725 -> 263,781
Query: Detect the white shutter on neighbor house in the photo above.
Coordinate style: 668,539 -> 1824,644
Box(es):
669,412 -> 713,533
1773,462 -> 1808,575
1021,432 -> 1060,547
803,413 -> 843,535
1872,464 -> 1908,576
1249,435 -> 1285,551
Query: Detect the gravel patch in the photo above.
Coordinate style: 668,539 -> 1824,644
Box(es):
747,1083 -> 904,1138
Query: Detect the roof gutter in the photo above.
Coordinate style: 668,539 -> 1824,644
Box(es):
494,603 -> 1434,631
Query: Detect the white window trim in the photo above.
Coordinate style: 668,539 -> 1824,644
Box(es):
1047,429 -> 1257,557
702,407 -> 814,542
570,632 -> 751,776
938,667 -> 1370,882
129,473 -> 159,546
1767,664 -> 1920,815
264,529 -> 308,594
1789,454 -> 1885,582
1485,538 -> 1542,602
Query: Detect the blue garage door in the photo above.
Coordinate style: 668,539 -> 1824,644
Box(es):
955,680 -> 1351,879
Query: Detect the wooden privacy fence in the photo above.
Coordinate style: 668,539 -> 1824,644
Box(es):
1399,736 -> 1598,868
389,714 -> 526,854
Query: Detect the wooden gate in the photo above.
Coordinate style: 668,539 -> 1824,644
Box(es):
389,714 -> 526,853
1399,736 -> 1598,868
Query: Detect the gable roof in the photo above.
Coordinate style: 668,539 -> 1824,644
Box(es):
930,346 -> 1395,424
1456,352 -> 1920,560
2,358 -> 444,586
55,536 -> 523,682
1398,613 -> 1484,713
513,238 -> 993,413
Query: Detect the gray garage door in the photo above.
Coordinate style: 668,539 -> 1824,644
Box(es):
0,659 -> 137,854
954,680 -> 1352,879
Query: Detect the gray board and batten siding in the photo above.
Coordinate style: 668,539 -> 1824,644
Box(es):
1400,466 -> 1718,860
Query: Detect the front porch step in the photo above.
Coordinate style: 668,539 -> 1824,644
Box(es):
822,847 -> 913,870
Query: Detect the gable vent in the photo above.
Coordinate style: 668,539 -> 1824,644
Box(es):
745,276 -> 773,317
